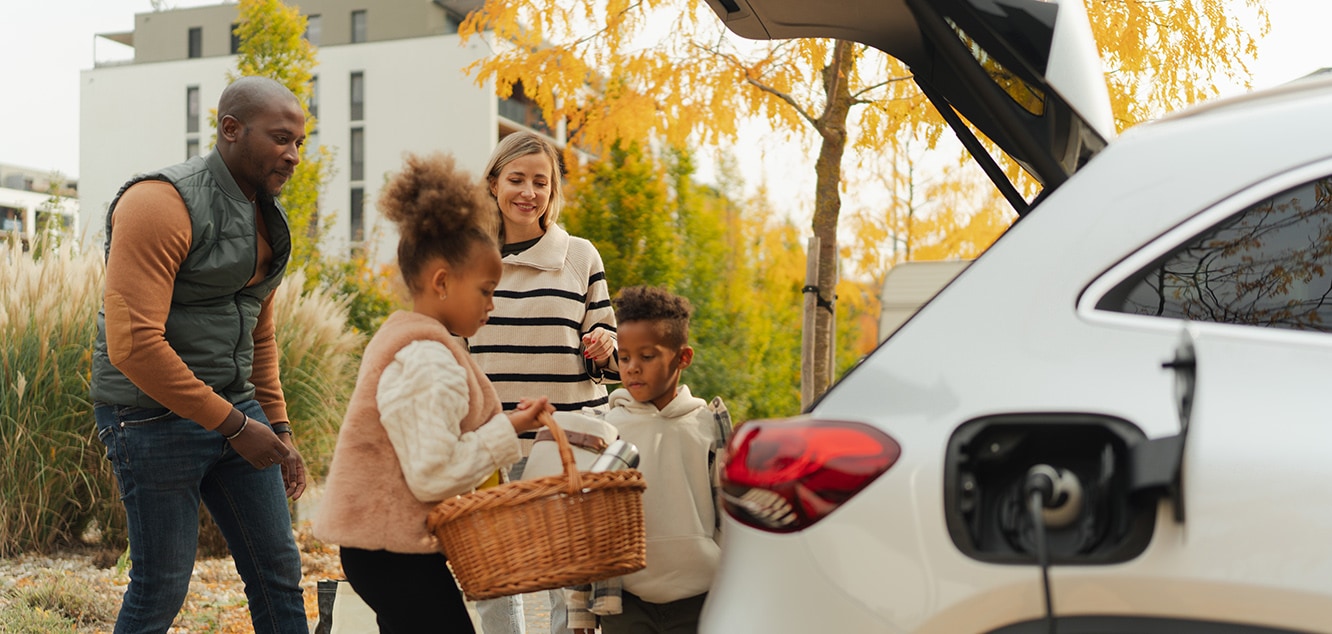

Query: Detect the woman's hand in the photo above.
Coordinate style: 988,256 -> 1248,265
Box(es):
582,329 -> 616,367
507,396 -> 554,434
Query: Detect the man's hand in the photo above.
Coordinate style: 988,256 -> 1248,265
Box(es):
277,434 -> 307,500
227,416 -> 291,471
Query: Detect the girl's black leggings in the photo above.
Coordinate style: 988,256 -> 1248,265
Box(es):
340,546 -> 475,633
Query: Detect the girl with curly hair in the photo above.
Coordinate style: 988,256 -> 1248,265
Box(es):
314,153 -> 552,633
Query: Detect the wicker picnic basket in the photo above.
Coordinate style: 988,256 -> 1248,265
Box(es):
427,412 -> 647,600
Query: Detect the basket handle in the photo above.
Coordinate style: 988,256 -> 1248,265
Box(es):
536,411 -> 583,495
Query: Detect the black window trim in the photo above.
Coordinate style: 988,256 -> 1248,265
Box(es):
349,126 -> 365,182
187,26 -> 203,59
350,9 -> 367,43
349,186 -> 365,244
1079,157 -> 1332,340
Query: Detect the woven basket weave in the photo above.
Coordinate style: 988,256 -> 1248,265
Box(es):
427,413 -> 647,600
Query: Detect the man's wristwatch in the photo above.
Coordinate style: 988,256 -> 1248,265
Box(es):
271,423 -> 293,437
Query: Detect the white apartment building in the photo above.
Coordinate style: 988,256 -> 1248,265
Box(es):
80,0 -> 559,263
0,164 -> 80,250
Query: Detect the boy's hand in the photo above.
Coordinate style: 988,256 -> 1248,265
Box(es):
582,330 -> 615,365
507,396 -> 553,433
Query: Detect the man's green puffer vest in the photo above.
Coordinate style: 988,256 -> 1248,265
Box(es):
90,151 -> 292,409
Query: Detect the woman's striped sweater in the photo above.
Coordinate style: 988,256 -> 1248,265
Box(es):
469,224 -> 620,412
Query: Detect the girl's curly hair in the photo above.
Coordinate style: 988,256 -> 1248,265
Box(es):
379,153 -> 498,291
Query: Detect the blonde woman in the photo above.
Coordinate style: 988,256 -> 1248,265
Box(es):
469,131 -> 619,634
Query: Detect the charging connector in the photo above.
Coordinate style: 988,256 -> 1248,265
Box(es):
1022,464 -> 1081,634
1025,464 -> 1084,529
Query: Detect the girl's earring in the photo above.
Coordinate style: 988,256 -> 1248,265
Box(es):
439,292 -> 447,300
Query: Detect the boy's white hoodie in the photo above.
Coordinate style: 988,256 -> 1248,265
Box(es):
606,384 -> 722,603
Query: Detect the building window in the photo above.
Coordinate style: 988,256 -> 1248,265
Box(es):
230,22 -> 242,54
188,27 -> 202,58
351,10 -> 367,43
497,81 -> 554,137
350,72 -> 364,121
308,75 -> 320,129
350,127 -> 364,182
1,206 -> 23,234
305,14 -> 322,45
186,139 -> 200,160
186,86 -> 200,133
350,187 -> 365,243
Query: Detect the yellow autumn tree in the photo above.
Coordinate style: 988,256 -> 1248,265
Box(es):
228,0 -> 332,267
226,0 -> 399,335
462,3 -> 925,403
843,137 -> 1012,326
461,0 -> 1268,404
846,0 -> 1268,341
1094,0 -> 1269,132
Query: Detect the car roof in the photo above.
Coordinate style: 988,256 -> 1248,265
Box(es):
1156,71 -> 1332,125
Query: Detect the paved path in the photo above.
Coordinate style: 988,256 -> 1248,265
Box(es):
466,591 -> 553,633
522,590 -> 553,633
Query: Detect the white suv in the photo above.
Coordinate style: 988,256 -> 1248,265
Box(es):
700,0 -> 1332,632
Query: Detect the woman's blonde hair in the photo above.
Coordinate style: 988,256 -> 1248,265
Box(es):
483,131 -> 564,240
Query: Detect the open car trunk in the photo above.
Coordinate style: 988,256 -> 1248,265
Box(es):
704,0 -> 1114,215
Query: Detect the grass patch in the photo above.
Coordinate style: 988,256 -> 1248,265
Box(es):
2,572 -> 113,629
0,603 -> 76,633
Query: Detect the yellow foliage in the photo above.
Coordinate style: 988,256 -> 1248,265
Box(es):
462,0 -> 922,154
227,0 -> 332,268
463,0 -> 1268,397
1090,0 -> 1268,131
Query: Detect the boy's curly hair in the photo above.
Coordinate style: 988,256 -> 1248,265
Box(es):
613,286 -> 693,349
378,153 -> 498,291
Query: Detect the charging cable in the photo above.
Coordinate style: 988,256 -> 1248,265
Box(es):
1023,465 -> 1082,634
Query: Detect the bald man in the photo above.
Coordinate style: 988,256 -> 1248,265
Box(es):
92,75 -> 310,633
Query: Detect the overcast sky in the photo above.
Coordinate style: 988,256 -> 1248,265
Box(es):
1,0 -> 1328,181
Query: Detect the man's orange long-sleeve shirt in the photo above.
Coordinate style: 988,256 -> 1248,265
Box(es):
102,180 -> 288,430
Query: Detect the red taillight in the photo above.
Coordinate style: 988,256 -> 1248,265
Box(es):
721,418 -> 900,533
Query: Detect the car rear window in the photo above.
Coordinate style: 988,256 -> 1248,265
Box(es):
1098,176 -> 1332,333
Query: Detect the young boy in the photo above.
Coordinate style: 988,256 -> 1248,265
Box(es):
569,285 -> 730,634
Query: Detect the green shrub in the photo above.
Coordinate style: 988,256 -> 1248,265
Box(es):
304,251 -> 402,337
0,243 -> 119,558
0,243 -> 363,556
269,268 -> 364,478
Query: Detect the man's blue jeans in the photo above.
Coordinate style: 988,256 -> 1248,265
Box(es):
95,399 -> 307,634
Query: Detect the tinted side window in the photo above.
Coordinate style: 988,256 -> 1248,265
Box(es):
1098,177 -> 1332,332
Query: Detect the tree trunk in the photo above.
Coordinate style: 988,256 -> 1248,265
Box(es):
801,40 -> 855,409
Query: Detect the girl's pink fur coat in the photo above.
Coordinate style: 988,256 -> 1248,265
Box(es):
314,311 -> 502,553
